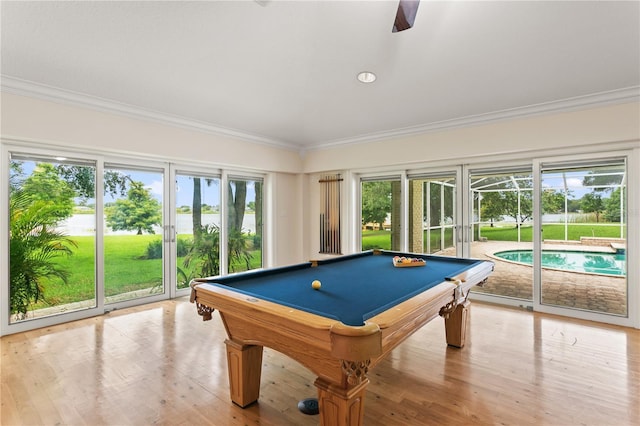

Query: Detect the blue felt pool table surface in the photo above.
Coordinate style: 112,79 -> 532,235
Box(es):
200,250 -> 484,326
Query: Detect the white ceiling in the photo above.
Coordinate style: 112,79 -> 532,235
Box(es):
1,1 -> 639,152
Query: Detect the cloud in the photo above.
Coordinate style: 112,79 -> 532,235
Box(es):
565,178 -> 584,188
147,180 -> 163,198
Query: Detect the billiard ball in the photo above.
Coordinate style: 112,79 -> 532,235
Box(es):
312,280 -> 321,290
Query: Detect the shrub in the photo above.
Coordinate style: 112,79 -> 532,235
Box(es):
145,237 -> 191,259
145,239 -> 163,259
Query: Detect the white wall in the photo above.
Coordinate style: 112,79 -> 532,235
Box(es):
1,93 -> 303,173
268,172 -> 305,266
302,102 -> 640,173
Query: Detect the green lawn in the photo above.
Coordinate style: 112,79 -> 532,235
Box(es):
36,234 -> 261,308
36,235 -> 163,307
478,223 -> 625,242
362,228 -> 455,253
363,223 -> 625,251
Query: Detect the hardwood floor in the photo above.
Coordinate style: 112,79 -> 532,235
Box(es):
1,298 -> 638,425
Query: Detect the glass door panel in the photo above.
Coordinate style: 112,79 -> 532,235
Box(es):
408,175 -> 457,255
469,169 -> 534,301
227,177 -> 263,272
540,162 -> 627,316
103,166 -> 165,304
8,154 -> 97,322
361,178 -> 401,251
174,172 -> 221,289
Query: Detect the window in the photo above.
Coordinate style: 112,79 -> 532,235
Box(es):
9,154 -> 97,322
361,177 -> 401,251
227,177 -> 263,272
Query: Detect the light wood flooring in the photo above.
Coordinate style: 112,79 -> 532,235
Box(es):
1,298 -> 639,425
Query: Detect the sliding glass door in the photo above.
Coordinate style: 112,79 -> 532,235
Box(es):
539,159 -> 627,317
468,167 -> 534,303
227,176 -> 263,272
3,146 -> 270,335
407,172 -> 458,256
354,152 -> 635,326
467,157 -> 630,322
8,153 -> 99,323
360,177 -> 402,251
173,170 -> 221,291
103,164 -> 167,305
4,150 -> 172,331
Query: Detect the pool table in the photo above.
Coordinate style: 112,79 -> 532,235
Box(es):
190,250 -> 493,426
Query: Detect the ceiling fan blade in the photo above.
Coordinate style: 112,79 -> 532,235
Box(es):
393,0 -> 420,32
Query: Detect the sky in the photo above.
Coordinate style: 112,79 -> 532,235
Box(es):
15,158 -> 623,207
14,160 -> 258,207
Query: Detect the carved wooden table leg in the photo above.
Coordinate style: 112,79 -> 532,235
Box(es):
314,377 -> 369,426
444,299 -> 470,348
224,339 -> 263,407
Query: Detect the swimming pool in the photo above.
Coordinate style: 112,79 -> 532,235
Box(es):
493,250 -> 626,276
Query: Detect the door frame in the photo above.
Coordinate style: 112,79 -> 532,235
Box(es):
168,163 -> 223,299
1,145 -> 105,335
531,150 -> 636,327
462,162 -> 535,309
101,158 -> 171,312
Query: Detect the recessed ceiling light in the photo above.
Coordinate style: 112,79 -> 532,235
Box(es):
357,71 -> 377,83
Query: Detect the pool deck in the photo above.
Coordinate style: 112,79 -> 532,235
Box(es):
441,241 -> 627,316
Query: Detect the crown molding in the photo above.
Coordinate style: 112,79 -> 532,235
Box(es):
2,75 -> 638,155
309,86 -> 640,152
0,75 -> 301,153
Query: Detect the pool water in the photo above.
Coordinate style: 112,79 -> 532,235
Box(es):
494,250 -> 626,276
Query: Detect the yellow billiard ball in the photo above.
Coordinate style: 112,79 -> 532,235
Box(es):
312,280 -> 321,290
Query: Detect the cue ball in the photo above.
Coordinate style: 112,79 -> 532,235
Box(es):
312,280 -> 321,290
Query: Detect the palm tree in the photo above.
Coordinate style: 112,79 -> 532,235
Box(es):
9,190 -> 77,319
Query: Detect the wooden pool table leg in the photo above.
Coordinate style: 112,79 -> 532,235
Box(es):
314,377 -> 369,426
224,339 -> 263,407
444,300 -> 470,348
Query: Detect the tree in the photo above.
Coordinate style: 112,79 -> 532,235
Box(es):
479,189 -> 533,227
479,191 -> 506,226
56,165 -> 130,199
581,192 -> 604,223
21,163 -> 76,222
253,181 -> 263,249
226,180 -> 259,269
541,189 -> 566,213
604,188 -> 623,222
191,177 -> 218,240
106,181 -> 161,234
228,180 -> 247,232
192,178 -> 202,239
473,175 -> 533,227
361,181 -> 391,229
